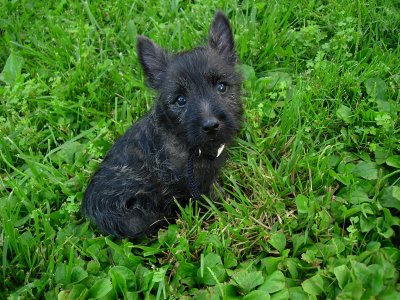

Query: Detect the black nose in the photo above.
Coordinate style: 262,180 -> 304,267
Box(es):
202,118 -> 220,132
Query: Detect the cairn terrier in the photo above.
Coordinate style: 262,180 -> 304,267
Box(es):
82,11 -> 243,239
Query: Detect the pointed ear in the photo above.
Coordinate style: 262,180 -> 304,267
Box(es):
137,36 -> 168,89
208,11 -> 236,64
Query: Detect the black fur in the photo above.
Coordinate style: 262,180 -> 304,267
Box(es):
81,11 -> 243,239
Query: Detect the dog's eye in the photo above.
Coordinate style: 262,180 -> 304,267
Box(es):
216,82 -> 227,94
176,95 -> 186,107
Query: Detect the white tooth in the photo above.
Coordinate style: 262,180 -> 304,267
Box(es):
198,149 -> 202,156
216,144 -> 225,157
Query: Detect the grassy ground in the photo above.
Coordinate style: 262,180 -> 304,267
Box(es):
1,0 -> 399,299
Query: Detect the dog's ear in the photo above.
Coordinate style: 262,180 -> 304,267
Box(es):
208,11 -> 236,64
137,36 -> 168,89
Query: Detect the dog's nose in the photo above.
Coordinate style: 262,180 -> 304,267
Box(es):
202,118 -> 220,132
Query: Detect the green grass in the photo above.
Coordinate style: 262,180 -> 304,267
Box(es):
1,0 -> 399,299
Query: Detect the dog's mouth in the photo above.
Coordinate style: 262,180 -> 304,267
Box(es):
188,122 -> 235,158
197,143 -> 225,158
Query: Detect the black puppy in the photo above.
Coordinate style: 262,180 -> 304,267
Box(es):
82,11 -> 243,239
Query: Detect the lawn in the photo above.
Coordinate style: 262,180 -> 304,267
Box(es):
1,0 -> 399,299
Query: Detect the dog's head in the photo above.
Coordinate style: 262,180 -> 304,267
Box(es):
137,11 -> 242,153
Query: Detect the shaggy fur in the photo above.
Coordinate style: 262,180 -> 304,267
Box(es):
81,11 -> 243,239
